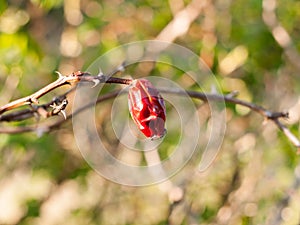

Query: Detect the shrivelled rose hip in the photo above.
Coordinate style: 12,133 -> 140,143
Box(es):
128,78 -> 166,139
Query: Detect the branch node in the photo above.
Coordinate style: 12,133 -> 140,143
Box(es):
282,111 -> 289,118
29,104 -> 42,120
50,99 -> 68,119
266,111 -> 289,120
30,97 -> 39,104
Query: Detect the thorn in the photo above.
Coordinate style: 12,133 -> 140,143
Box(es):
97,68 -> 104,76
91,78 -> 100,88
55,71 -> 64,78
60,110 -> 67,120
118,62 -> 126,72
50,99 -> 68,117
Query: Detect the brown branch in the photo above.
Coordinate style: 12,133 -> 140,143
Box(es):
0,90 -> 121,134
0,94 -> 69,122
0,71 -> 132,115
0,71 -> 84,114
160,88 -> 298,148
0,83 -> 299,151
273,119 -> 300,150
160,89 -> 289,120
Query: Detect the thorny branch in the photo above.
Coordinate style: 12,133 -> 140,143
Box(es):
0,68 -> 299,150
0,70 -> 132,115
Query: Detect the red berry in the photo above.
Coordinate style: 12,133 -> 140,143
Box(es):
128,79 -> 166,139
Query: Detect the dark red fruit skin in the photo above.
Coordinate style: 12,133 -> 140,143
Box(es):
128,79 -> 166,139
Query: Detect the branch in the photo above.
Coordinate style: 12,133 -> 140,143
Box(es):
273,119 -> 300,150
0,82 -> 299,151
0,90 -> 121,135
0,71 -> 132,115
160,89 -> 298,149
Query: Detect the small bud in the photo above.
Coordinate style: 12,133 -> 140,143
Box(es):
128,79 -> 166,139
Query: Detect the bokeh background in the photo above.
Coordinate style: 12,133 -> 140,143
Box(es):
1,0 -> 300,224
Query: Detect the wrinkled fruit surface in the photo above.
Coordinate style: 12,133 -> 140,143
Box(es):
128,79 -> 166,139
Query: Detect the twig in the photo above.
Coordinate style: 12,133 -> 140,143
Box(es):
190,91 -> 297,148
160,88 -> 289,119
159,88 -> 298,149
273,119 -> 300,150
0,71 -> 132,115
188,90 -> 289,119
0,90 -> 121,134
0,92 -> 70,122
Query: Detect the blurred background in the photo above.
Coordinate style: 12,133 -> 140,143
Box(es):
1,0 -> 300,224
